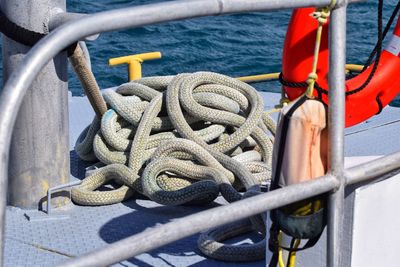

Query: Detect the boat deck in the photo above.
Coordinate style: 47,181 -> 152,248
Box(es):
4,92 -> 400,266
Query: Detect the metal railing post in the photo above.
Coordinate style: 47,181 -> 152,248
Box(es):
1,0 -> 70,210
327,2 -> 347,267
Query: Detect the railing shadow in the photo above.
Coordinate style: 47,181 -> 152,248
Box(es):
98,199 -> 264,266
71,149 -> 264,266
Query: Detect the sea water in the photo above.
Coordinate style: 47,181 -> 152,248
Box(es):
1,0 -> 399,105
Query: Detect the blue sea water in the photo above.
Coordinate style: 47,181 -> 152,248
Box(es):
1,0 -> 400,104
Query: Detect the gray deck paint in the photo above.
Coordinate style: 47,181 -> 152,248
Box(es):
4,92 -> 400,266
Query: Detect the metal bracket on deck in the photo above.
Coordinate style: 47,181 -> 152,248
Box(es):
23,180 -> 82,222
109,52 -> 162,81
46,180 -> 82,215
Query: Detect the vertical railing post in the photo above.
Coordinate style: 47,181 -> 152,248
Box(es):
327,2 -> 347,267
1,0 -> 70,210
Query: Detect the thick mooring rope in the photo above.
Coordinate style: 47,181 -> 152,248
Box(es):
72,71 -> 275,261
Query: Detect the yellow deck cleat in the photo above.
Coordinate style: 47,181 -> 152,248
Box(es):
109,52 -> 162,81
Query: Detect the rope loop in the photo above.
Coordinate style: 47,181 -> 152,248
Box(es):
311,0 -> 337,27
73,72 -> 277,261
311,8 -> 331,24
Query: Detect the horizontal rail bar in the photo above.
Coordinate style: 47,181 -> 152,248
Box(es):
58,151 -> 400,267
58,175 -> 338,267
49,11 -> 99,41
345,151 -> 400,185
49,11 -> 88,30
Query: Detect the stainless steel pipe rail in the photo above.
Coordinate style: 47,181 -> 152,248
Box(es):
60,175 -> 338,267
1,0 -> 391,266
346,151 -> 400,185
327,5 -> 347,266
59,155 -> 400,267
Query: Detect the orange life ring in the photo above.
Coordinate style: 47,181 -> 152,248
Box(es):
282,8 -> 400,127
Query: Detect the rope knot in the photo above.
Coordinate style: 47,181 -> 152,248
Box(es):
280,97 -> 290,107
273,97 -> 290,110
306,72 -> 318,85
311,9 -> 330,24
306,72 -> 318,98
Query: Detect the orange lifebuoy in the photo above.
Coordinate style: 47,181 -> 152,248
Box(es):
282,8 -> 400,127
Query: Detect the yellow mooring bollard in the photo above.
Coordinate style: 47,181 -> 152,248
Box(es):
109,52 -> 162,81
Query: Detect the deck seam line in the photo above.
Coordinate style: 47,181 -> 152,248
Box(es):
345,119 -> 400,136
6,236 -> 75,258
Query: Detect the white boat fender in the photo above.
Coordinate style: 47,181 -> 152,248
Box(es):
268,95 -> 328,266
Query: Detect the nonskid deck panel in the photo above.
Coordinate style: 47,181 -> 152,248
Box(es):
5,151 -> 264,267
5,92 -> 400,266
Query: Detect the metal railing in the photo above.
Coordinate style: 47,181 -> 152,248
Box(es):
3,0 -> 400,266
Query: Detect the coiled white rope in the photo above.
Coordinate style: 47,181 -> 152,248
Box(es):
72,72 -> 275,261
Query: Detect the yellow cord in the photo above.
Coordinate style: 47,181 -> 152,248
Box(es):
278,233 -> 302,267
278,231 -> 285,267
264,108 -> 282,116
288,239 -> 301,267
304,0 -> 337,98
